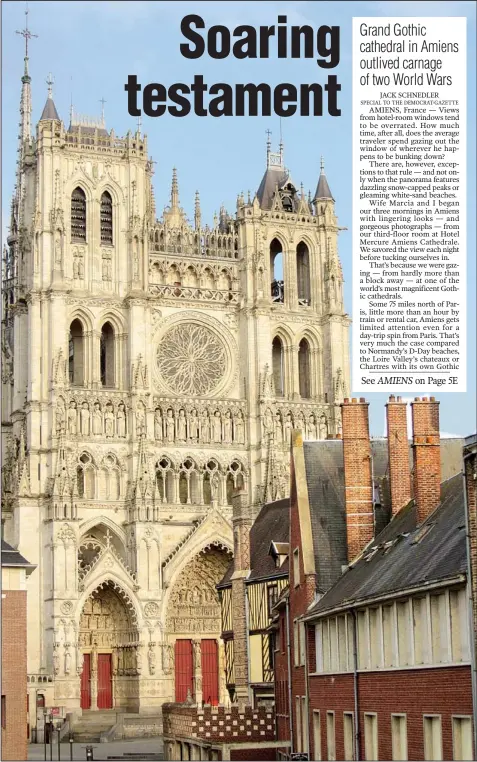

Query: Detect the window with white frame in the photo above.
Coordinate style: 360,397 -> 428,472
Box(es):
313,711 -> 321,761
449,589 -> 469,662
314,615 -> 353,673
430,594 -> 448,664
301,697 -> 308,754
391,714 -> 408,761
344,712 -> 355,761
452,716 -> 473,761
293,620 -> 299,667
423,716 -> 443,761
369,607 -> 382,669
327,711 -> 336,762
338,615 -> 348,671
357,610 -> 369,669
413,597 -> 427,665
364,713 -> 378,761
397,600 -> 412,667
383,603 -> 397,667
293,548 -> 300,586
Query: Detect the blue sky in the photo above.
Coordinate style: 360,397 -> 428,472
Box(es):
2,0 -> 475,436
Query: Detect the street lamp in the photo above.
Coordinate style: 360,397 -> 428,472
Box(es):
69,734 -> 74,762
43,709 -> 48,762
49,714 -> 53,762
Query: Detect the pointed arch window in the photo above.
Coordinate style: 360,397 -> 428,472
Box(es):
100,191 -> 113,244
69,319 -> 84,387
270,238 -> 284,303
272,337 -> 285,397
71,187 -> 86,242
297,242 -> 311,306
100,322 -> 115,387
298,339 -> 311,399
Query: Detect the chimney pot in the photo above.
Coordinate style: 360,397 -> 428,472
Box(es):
430,396 -> 436,402
351,397 -> 357,403
389,395 -> 396,402
414,397 -> 420,402
359,397 -> 366,403
397,396 -> 402,402
343,397 -> 349,404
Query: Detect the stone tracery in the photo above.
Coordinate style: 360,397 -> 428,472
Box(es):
156,323 -> 227,396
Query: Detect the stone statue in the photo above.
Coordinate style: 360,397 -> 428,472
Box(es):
154,408 -> 163,441
307,414 -> 318,439
274,412 -> 283,445
56,403 -> 66,435
177,409 -> 187,442
80,402 -> 90,436
284,413 -> 293,443
319,413 -> 328,439
262,364 -> 274,397
67,401 -> 77,435
53,647 -> 60,675
166,409 -> 175,443
148,644 -> 156,675
92,402 -> 103,435
189,409 -> 199,442
234,411 -> 245,444
296,411 -> 306,433
117,403 -> 126,438
213,411 -> 222,443
200,410 -> 210,443
135,404 -> 146,436
264,408 -> 273,435
210,472 -> 219,502
64,648 -> 72,675
76,650 -> 84,676
222,410 -> 232,444
104,403 -> 114,438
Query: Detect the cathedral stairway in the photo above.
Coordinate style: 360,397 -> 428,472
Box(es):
71,710 -> 119,742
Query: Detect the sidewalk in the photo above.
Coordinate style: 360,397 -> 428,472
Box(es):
28,737 -> 163,762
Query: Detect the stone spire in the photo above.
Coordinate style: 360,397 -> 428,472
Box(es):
40,72 -> 60,121
16,5 -> 36,146
194,190 -> 201,230
313,156 -> 334,201
171,167 -> 179,210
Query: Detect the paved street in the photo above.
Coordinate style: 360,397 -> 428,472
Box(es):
28,737 -> 163,761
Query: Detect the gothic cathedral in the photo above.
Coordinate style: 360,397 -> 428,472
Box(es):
1,41 -> 350,727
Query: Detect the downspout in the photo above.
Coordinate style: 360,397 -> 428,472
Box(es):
462,455 -> 477,759
304,621 -> 310,759
245,585 -> 253,706
286,597 -> 294,757
352,609 -> 360,761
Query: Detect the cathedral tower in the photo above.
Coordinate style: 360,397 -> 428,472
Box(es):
1,25 -> 349,733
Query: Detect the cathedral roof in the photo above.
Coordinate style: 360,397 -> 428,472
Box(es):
67,124 -> 109,137
40,95 -> 60,121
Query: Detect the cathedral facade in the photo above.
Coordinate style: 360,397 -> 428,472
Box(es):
1,43 -> 349,728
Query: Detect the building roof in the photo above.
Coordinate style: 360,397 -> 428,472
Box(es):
40,96 -> 60,121
256,165 -> 290,210
313,170 -> 334,201
67,124 -> 109,137
305,472 -> 466,619
1,539 -> 35,570
218,498 -> 290,588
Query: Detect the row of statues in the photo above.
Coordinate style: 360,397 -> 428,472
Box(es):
154,407 -> 245,445
56,399 -> 247,445
263,409 -> 330,442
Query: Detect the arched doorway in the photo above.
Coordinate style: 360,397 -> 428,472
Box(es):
78,582 -> 139,710
165,547 -> 231,705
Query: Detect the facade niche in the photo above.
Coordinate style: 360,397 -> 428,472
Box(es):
100,322 -> 115,388
71,187 -> 86,242
298,339 -> 311,399
296,242 -> 311,306
272,337 -> 285,397
270,238 -> 284,303
69,319 -> 85,387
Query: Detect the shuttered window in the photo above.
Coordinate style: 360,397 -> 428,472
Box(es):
71,187 -> 86,241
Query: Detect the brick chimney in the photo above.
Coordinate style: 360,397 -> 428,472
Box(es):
411,397 -> 441,525
386,395 -> 412,515
230,488 -> 252,707
342,398 -> 374,560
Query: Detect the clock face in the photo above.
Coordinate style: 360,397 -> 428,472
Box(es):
156,322 -> 227,397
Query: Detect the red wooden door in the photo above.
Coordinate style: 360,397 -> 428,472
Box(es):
175,640 -> 193,702
97,654 -> 113,709
80,653 -> 91,709
201,640 -> 219,706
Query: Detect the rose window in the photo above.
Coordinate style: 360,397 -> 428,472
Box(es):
156,323 -> 227,396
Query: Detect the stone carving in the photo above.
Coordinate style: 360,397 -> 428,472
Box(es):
117,403 -> 127,437
73,247 -> 85,279
76,650 -> 84,676
165,409 -> 175,443
274,412 -> 283,444
56,401 -> 66,435
67,401 -> 77,435
92,402 -> 103,435
222,411 -> 232,444
165,549 -> 229,634
143,602 -> 160,618
307,413 -> 318,439
189,409 -> 199,442
64,645 -> 72,674
154,408 -> 163,441
177,409 -> 187,442
161,643 -> 173,675
102,249 -> 112,281
53,644 -> 60,675
201,410 -> 210,443
319,413 -> 328,439
156,323 -> 227,396
233,411 -> 245,444
148,643 -> 156,675
80,402 -> 90,435
136,402 -> 146,437
60,601 -> 74,615
284,413 -> 293,443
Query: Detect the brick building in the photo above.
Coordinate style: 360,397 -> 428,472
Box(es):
1,539 -> 36,761
272,396 -> 473,760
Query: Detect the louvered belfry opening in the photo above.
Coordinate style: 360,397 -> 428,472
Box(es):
100,191 -> 113,244
71,187 -> 87,241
